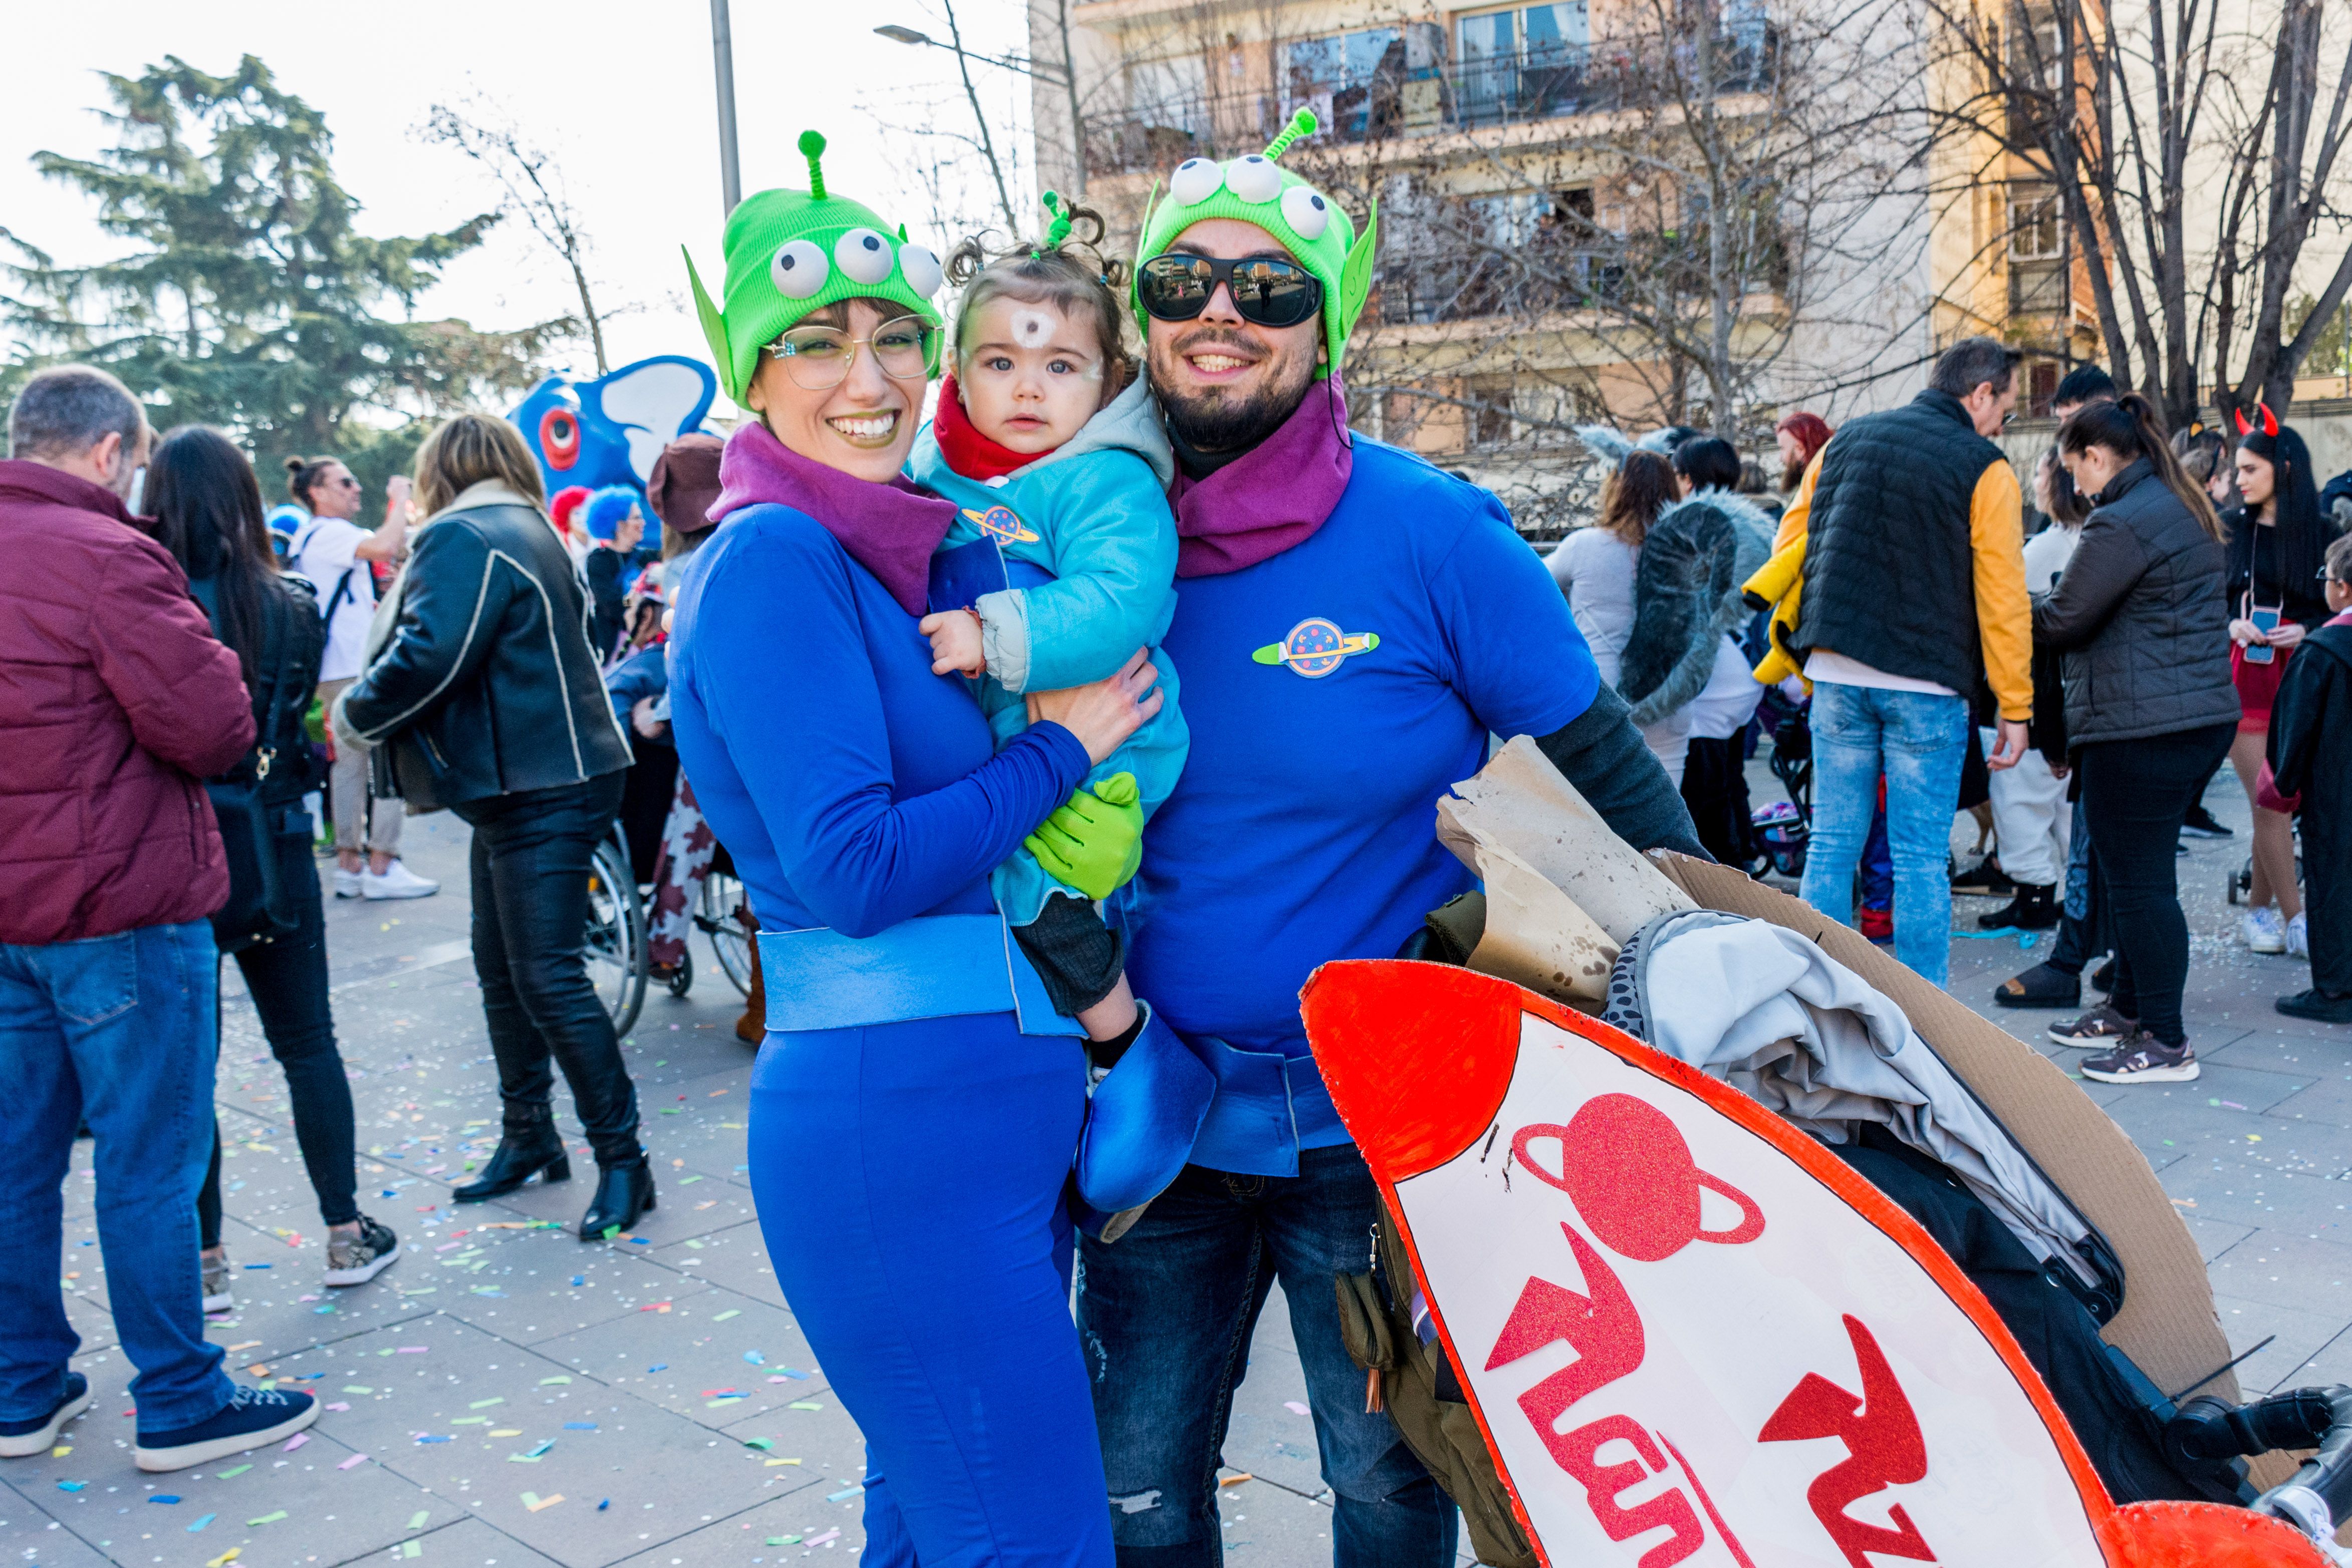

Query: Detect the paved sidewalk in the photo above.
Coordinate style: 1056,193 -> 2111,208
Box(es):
5,763 -> 2346,1568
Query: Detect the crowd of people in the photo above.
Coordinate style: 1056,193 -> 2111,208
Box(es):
0,105 -> 2345,1567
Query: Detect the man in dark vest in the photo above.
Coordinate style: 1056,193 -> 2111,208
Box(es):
1780,337 -> 2034,985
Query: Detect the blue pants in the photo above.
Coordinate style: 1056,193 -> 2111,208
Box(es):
0,919 -> 232,1432
749,1011 -> 1109,1566
1077,1144 -> 1460,1566
1800,682 -> 1971,986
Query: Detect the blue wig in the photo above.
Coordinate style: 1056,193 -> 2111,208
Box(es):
582,485 -> 645,543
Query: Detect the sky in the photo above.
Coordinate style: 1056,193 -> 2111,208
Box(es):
0,0 -> 1037,417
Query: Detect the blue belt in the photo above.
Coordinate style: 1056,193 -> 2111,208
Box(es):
1184,1035 -> 1348,1178
757,914 -> 1085,1038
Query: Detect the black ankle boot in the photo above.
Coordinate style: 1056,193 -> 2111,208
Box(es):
579,1161 -> 656,1240
1978,882 -> 2057,931
453,1113 -> 570,1203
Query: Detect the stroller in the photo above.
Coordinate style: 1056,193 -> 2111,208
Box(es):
1751,682 -> 1812,878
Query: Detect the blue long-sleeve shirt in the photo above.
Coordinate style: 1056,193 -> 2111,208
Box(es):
666,502 -> 1092,939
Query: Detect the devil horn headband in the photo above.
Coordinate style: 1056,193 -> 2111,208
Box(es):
2234,400 -> 2280,439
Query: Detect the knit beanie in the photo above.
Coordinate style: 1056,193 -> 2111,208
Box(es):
1132,110 -> 1378,370
683,131 -> 946,404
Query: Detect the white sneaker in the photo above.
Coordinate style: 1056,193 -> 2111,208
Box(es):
332,866 -> 365,899
2242,905 -> 2287,954
361,860 -> 439,900
2288,911 -> 2309,960
202,1252 -> 232,1314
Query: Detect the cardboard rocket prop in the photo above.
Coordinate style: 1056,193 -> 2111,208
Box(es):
1297,739 -> 2335,1568
1307,963 -> 2318,1567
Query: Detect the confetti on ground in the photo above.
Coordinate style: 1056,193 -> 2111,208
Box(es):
400,1543 -> 421,1559
57,1480 -> 84,1492
767,1536 -> 802,1547
789,1400 -> 823,1411
571,1275 -> 586,1286
808,1530 -> 842,1546
713,1309 -> 742,1322
469,1397 -> 505,1408
216,1465 -> 251,1479
416,1434 -> 452,1444
744,1351 -> 764,1365
564,1421 -> 597,1430
52,1446 -> 70,1456
647,1363 -> 667,1373
326,1403 -> 352,1413
188,1514 -> 215,1531
204,1549 -> 239,1567
343,1385 -> 374,1394
540,1376 -> 572,1385
283,1432 -> 308,1451
766,1458 -> 803,1467
1284,1401 -> 1310,1415
246,1511 -> 288,1525
522,1491 -> 566,1512
489,1428 -> 522,1437
150,1495 -> 179,1504
340,1453 -> 369,1470
407,1510 -> 430,1529
1220,1473 -> 1254,1487
828,1486 -> 863,1501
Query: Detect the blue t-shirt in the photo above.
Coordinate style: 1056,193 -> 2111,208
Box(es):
667,502 -> 1091,940
1126,440 -> 1598,1163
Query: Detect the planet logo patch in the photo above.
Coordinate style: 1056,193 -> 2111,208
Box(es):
1252,617 -> 1380,678
962,505 -> 1039,545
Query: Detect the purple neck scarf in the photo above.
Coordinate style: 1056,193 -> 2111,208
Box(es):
1172,372 -> 1355,578
712,418 -> 957,616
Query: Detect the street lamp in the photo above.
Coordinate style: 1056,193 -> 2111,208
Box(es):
872,24 -> 1062,83
874,19 -> 1086,196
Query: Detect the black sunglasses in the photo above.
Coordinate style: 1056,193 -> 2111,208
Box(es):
1138,254 -> 1325,330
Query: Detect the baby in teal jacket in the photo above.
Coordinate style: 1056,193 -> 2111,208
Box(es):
905,199 -> 1187,1049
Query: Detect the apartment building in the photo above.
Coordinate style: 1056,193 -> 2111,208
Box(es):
1025,0 -> 2013,521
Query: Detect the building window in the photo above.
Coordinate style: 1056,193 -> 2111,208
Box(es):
1456,3 -> 1593,123
1284,25 -> 1442,140
2008,192 -> 2064,261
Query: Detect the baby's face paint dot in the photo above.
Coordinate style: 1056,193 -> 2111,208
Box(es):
1010,309 -> 1057,347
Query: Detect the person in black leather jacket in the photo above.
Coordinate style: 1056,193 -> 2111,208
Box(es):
147,425 -> 402,1305
335,414 -> 650,1238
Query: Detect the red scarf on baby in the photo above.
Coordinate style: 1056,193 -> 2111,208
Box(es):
928,374 -> 1039,482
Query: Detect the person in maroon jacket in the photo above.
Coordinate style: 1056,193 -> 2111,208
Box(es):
0,366 -> 318,1473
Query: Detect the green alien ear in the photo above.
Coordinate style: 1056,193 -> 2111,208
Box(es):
1334,198 -> 1379,353
682,245 -> 735,400
799,130 -> 829,199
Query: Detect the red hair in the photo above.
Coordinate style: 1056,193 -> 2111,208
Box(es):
549,483 -> 593,541
1776,411 -> 1834,490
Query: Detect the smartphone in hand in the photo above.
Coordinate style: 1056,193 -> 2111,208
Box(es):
2246,606 -> 2281,664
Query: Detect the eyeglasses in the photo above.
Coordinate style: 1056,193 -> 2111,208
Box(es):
766,316 -> 938,390
1137,254 -> 1325,330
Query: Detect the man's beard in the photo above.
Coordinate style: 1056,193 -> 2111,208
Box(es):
1149,330 -> 1319,455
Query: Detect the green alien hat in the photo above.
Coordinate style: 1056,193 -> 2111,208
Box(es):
1132,110 -> 1379,370
682,131 -> 947,404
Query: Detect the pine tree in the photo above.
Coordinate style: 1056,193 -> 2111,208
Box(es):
1,54 -> 571,474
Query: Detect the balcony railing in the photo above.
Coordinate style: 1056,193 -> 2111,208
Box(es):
1087,25 -> 1777,174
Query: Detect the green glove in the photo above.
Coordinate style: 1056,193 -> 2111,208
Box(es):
1025,772 -> 1144,901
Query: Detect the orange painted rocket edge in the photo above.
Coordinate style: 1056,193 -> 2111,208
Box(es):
1299,959 -> 2133,1567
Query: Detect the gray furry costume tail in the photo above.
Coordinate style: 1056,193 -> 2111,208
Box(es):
1619,489 -> 1773,726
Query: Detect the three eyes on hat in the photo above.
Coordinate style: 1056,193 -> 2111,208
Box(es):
770,228 -> 946,302
1167,157 -> 1331,240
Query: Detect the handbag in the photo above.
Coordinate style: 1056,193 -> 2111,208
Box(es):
192,577 -> 312,953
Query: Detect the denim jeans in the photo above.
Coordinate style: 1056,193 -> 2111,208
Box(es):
0,919 -> 234,1432
1076,1144 -> 1459,1566
2048,796 -> 2110,976
1799,682 -> 1971,986
451,772 -> 643,1169
199,827 -> 357,1244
